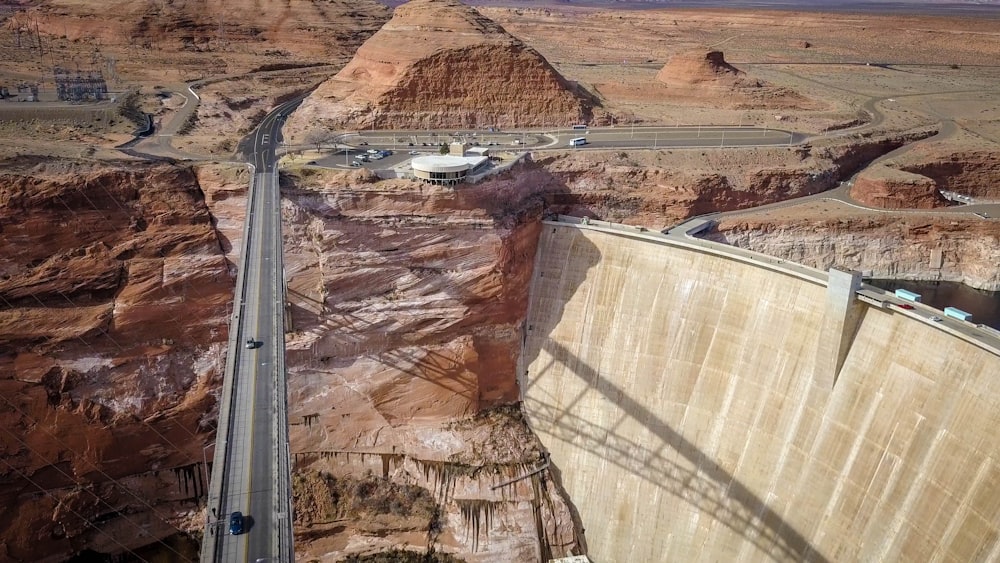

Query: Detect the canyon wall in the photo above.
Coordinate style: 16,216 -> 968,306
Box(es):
710,215 -> 1000,291
279,169 -> 580,560
522,222 -> 1000,562
0,160 -> 246,561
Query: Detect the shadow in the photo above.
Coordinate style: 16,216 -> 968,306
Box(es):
521,223 -> 830,562
282,165 -> 601,409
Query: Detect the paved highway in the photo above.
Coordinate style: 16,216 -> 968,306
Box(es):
341,125 -> 800,153
202,99 -> 299,563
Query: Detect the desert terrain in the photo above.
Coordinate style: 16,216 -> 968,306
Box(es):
0,0 -> 998,561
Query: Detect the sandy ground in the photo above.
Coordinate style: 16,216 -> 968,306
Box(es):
0,4 -> 998,159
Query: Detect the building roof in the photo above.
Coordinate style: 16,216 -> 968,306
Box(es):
412,155 -> 486,173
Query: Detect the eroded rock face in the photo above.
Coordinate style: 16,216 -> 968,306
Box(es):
656,50 -> 743,86
899,149 -> 1000,200
850,166 -> 949,209
0,159 -> 236,561
514,130 -> 935,226
709,215 -> 1000,291
656,49 -> 816,110
279,169 -> 582,559
287,0 -> 592,138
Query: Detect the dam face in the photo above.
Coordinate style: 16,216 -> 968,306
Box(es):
521,221 -> 1000,562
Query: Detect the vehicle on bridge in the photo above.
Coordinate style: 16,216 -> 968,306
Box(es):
229,511 -> 244,535
568,137 -> 587,147
246,338 -> 259,349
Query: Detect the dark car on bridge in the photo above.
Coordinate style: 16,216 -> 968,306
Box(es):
229,511 -> 244,535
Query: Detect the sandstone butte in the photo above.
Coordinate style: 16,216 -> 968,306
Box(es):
656,49 -> 817,110
286,0 -> 593,141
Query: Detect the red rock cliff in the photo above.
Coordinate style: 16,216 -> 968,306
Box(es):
280,168 -> 580,559
287,0 -> 593,138
0,159 -> 237,561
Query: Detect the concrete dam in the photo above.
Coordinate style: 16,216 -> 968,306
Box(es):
520,218 -> 1000,562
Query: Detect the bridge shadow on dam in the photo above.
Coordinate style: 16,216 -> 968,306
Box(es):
528,354 -> 829,562
523,226 -> 830,562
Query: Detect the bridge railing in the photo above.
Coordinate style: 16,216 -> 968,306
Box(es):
202,164 -> 258,562
270,167 -> 295,562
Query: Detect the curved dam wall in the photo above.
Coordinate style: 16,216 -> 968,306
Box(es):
521,219 -> 1000,562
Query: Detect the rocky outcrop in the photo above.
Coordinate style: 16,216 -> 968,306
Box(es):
656,50 -> 743,87
708,215 -> 1000,291
655,49 -> 816,110
503,130 -> 935,227
279,168 -> 580,559
287,0 -> 592,138
899,149 -> 1000,200
850,165 -> 949,209
0,159 -> 237,561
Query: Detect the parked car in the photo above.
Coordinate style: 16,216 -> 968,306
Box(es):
229,512 -> 244,535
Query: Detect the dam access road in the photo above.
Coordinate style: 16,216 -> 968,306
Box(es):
202,99 -> 299,563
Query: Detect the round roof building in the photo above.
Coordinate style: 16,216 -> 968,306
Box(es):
411,155 -> 487,185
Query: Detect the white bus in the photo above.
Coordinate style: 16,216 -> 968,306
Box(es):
568,137 -> 587,147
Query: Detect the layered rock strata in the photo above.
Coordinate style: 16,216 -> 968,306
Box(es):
656,49 -> 815,109
280,167 -> 580,559
709,214 -> 1000,291
288,0 -> 592,138
850,165 -> 949,209
0,160 -> 242,561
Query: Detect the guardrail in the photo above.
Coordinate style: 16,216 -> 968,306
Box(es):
270,167 -> 295,562
202,164 -> 257,562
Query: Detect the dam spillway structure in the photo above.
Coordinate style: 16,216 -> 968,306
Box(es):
520,216 -> 1000,562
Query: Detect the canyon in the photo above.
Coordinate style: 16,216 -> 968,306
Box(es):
0,0 -> 999,561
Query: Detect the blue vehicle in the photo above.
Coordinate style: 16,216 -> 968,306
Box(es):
229,511 -> 244,535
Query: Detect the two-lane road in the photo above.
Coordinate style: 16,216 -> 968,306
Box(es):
204,99 -> 300,563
